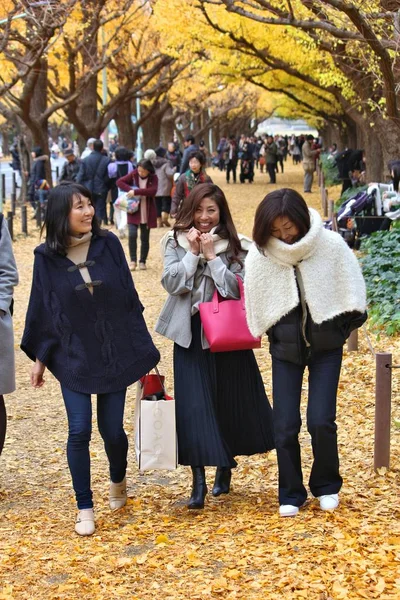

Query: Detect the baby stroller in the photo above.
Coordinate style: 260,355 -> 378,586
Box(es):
326,188 -> 388,248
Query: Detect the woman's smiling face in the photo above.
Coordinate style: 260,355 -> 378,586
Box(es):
193,197 -> 220,233
68,194 -> 95,236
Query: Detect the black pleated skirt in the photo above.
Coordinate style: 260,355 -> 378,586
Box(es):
173,313 -> 275,467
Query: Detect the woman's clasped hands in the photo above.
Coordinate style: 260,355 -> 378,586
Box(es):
186,227 -> 216,260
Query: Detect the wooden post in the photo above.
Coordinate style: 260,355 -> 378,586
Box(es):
1,174 -> 5,202
328,199 -> 334,220
347,329 -> 358,351
55,166 -> 60,182
21,205 -> 28,235
35,205 -> 42,229
7,211 -> 13,241
10,192 -> 16,215
320,173 -> 325,211
374,353 -> 392,470
332,212 -> 338,232
12,172 -> 16,195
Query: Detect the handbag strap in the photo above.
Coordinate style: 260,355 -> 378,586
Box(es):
211,274 -> 245,313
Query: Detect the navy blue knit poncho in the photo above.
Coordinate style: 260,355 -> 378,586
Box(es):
21,231 -> 160,393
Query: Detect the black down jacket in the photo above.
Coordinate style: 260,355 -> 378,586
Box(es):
267,304 -> 367,365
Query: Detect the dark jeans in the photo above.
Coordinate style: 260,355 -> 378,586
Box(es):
272,348 -> 343,507
267,162 -> 276,183
226,161 -> 237,183
61,386 -> 128,509
128,223 -> 150,264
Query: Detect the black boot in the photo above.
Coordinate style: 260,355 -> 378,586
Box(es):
212,467 -> 232,497
188,466 -> 207,509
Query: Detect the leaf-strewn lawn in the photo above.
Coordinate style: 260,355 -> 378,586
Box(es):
1,164 -> 399,600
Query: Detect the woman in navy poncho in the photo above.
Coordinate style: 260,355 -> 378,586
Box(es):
21,182 -> 160,536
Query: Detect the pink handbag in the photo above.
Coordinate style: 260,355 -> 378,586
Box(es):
199,275 -> 261,352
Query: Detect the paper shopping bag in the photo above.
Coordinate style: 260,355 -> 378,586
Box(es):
135,368 -> 177,471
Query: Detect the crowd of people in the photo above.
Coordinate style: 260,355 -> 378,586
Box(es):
0,123 -> 371,538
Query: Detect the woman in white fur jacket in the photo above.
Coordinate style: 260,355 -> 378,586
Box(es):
244,188 -> 367,518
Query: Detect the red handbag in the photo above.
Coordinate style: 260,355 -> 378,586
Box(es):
199,275 -> 261,352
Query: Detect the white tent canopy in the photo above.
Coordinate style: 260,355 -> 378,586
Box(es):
256,117 -> 319,138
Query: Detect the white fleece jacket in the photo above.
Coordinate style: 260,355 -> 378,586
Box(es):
244,208 -> 367,337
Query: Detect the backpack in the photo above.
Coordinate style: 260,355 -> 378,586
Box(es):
0,214 -> 14,316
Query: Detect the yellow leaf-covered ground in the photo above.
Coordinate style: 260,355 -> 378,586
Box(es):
0,164 -> 399,600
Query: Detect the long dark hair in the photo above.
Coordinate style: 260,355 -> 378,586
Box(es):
42,181 -> 104,255
174,182 -> 243,264
253,188 -> 311,247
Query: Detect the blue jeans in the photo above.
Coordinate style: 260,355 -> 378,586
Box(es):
61,386 -> 128,509
272,348 -> 343,506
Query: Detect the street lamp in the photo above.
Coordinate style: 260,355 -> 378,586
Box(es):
136,97 -> 143,161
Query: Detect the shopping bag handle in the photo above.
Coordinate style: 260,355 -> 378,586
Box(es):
154,365 -> 165,393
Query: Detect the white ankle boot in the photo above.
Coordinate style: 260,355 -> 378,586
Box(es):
75,508 -> 95,536
109,477 -> 127,510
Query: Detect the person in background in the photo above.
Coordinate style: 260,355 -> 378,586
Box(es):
302,135 -> 320,193
166,142 -> 182,171
108,146 -> 135,226
0,215 -> 18,456
225,135 -> 238,184
199,140 -> 209,165
216,137 -> 227,172
265,136 -> 278,184
153,146 -> 176,228
10,140 -> 21,185
21,182 -> 160,535
60,149 -> 80,183
116,158 -> 158,271
28,146 -> 49,212
76,139 -> 110,225
171,151 -> 212,217
80,138 -> 96,160
180,135 -> 199,175
239,142 -> 254,184
155,183 -> 274,509
244,188 -> 367,517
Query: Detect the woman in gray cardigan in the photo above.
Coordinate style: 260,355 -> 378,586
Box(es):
0,215 -> 19,455
155,183 -> 274,509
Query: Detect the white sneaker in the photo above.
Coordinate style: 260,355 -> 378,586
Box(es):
109,477 -> 127,511
75,508 -> 95,536
279,504 -> 300,517
318,494 -> 339,511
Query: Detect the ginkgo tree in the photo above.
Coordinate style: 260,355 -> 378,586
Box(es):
192,0 -> 400,177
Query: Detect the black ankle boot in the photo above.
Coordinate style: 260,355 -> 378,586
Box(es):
188,466 -> 207,509
212,467 -> 232,497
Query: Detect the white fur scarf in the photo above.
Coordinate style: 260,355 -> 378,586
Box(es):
244,208 -> 367,337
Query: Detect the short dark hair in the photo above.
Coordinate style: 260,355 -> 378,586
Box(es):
43,182 -> 104,255
174,183 -> 243,265
253,188 -> 311,247
137,158 -> 155,174
188,150 -> 205,166
93,139 -> 104,152
185,134 -> 195,144
115,146 -> 131,161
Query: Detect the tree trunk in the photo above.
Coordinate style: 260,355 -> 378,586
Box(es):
160,106 -> 175,146
115,101 -> 135,149
30,58 -> 52,185
141,111 -> 163,151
